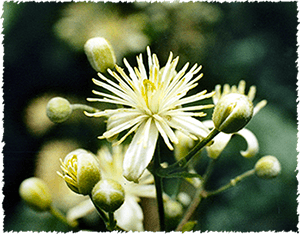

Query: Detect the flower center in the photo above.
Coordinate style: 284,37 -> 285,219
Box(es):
142,79 -> 159,114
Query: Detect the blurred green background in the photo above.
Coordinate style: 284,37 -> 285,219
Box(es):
3,2 -> 297,232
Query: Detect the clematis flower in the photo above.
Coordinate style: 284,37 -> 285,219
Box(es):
97,145 -> 157,231
85,47 -> 214,182
204,80 -> 267,159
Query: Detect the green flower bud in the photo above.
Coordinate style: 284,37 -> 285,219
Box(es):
58,149 -> 101,195
255,155 -> 281,179
84,37 -> 116,73
212,93 -> 253,133
91,179 -> 125,213
46,97 -> 72,123
19,177 -> 52,212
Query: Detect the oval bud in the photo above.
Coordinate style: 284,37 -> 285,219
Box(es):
255,155 -> 281,179
84,37 -> 116,73
19,177 -> 52,212
91,179 -> 125,213
58,149 -> 101,195
46,97 -> 72,123
212,93 -> 253,133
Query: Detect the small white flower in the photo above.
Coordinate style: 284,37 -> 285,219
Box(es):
204,80 -> 266,159
86,47 -> 214,182
97,145 -> 156,231
66,144 -> 157,231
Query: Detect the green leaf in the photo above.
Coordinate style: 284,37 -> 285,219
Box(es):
182,221 -> 198,232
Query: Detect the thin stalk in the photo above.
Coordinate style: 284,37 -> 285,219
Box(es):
175,185 -> 203,231
206,169 -> 255,197
153,142 -> 166,231
108,212 -> 116,231
71,103 -> 100,113
175,158 -> 217,231
49,205 -> 77,228
160,128 -> 220,175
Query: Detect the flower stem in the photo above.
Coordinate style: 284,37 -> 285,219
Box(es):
153,142 -> 166,231
107,212 -> 116,231
205,169 -> 255,197
71,103 -> 100,113
175,158 -> 217,231
176,184 -> 203,231
161,128 -> 220,175
49,205 -> 77,229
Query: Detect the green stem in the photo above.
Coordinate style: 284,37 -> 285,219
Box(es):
202,158 -> 218,186
71,103 -> 100,113
108,212 -> 116,231
205,169 -> 255,197
175,158 -> 217,231
49,205 -> 77,228
160,128 -> 220,175
175,184 -> 203,231
153,142 -> 166,231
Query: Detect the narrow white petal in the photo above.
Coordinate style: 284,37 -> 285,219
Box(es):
154,118 -> 174,150
130,184 -> 156,198
154,114 -> 178,145
123,121 -> 159,182
236,128 -> 259,158
168,116 -> 210,139
92,77 -> 133,103
104,114 -> 145,139
247,85 -> 256,101
253,100 -> 267,116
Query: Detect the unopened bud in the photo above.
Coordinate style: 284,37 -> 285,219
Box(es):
91,179 -> 125,213
164,199 -> 184,228
58,149 -> 101,195
46,97 -> 72,123
84,37 -> 116,73
19,177 -> 52,212
255,155 -> 281,179
212,93 -> 253,133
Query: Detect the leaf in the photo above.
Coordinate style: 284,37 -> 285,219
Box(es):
182,220 -> 198,232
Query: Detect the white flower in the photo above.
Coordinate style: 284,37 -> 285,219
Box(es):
204,80 -> 267,159
66,144 -> 157,231
96,145 -> 156,231
85,47 -> 214,182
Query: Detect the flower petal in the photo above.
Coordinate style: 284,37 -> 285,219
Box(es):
236,128 -> 259,158
123,121 -> 159,182
114,195 -> 144,231
206,131 -> 232,159
169,116 -> 210,139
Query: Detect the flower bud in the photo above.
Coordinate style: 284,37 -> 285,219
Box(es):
212,93 -> 253,133
164,199 -> 184,228
255,155 -> 281,179
91,179 -> 125,213
58,149 -> 101,195
177,192 -> 192,207
19,177 -> 52,212
46,97 -> 72,123
84,37 -> 116,73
